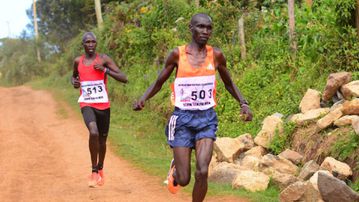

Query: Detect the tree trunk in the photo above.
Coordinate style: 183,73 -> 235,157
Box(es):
356,0 -> 359,36
238,16 -> 247,60
195,0 -> 199,7
305,0 -> 313,8
33,0 -> 41,62
94,0 -> 103,29
288,0 -> 297,55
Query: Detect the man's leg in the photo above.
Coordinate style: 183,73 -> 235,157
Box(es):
88,122 -> 100,171
81,107 -> 100,171
96,108 -> 110,171
82,107 -> 102,187
173,147 -> 192,186
193,138 -> 213,202
98,135 -> 107,169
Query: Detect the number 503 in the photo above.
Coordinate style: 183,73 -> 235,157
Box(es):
191,89 -> 212,101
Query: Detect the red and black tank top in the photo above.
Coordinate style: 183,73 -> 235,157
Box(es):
78,54 -> 110,110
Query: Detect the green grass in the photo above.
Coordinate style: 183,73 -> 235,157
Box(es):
330,130 -> 359,161
28,76 -> 279,202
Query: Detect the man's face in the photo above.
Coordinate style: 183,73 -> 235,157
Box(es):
190,16 -> 213,46
82,35 -> 97,54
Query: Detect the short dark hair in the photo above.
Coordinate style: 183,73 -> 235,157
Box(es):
190,13 -> 212,25
82,32 -> 96,42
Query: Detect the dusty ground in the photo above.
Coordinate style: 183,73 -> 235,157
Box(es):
0,86 -> 248,202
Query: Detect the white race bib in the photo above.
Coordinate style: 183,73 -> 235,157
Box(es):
78,80 -> 109,103
174,75 -> 216,110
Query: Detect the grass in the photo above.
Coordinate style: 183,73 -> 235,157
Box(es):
28,75 -> 280,202
330,130 -> 359,161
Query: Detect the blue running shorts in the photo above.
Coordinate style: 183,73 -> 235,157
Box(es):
165,107 -> 218,148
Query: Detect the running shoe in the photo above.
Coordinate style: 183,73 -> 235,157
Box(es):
88,172 -> 102,188
97,169 -> 105,186
167,159 -> 180,194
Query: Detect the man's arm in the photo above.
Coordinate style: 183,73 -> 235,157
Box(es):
133,48 -> 179,111
71,57 -> 80,88
214,47 -> 252,121
95,54 -> 128,83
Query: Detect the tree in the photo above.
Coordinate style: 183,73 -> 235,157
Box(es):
94,0 -> 104,28
356,0 -> 359,36
27,0 -> 120,51
33,0 -> 41,62
288,0 -> 297,55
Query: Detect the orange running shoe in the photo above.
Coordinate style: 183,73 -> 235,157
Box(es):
167,159 -> 180,194
88,172 -> 102,188
97,169 -> 105,186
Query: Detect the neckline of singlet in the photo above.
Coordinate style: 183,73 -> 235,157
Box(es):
182,45 -> 210,69
81,54 -> 98,67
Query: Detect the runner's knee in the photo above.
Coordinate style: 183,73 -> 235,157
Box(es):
89,131 -> 99,136
195,167 -> 208,180
176,172 -> 191,186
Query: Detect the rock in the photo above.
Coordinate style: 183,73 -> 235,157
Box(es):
299,89 -> 321,113
214,133 -> 254,163
290,108 -> 330,125
259,154 -> 298,175
254,114 -> 283,148
272,171 -> 298,190
235,146 -> 266,170
232,170 -> 270,192
279,181 -> 323,202
330,102 -> 343,111
318,172 -> 359,202
317,107 -> 343,130
320,157 -> 352,180
341,80 -> 359,100
243,146 -> 267,157
334,115 -> 359,126
353,118 -> 359,135
278,149 -> 303,165
322,72 -> 352,102
208,152 -> 219,177
342,99 -> 359,115
298,160 -> 320,181
237,155 -> 261,171
309,170 -> 333,191
208,162 -> 241,183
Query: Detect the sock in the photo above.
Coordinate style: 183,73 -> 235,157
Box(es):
173,169 -> 178,186
92,166 -> 98,173
97,163 -> 103,170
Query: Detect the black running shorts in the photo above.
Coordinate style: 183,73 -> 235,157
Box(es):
81,106 -> 110,136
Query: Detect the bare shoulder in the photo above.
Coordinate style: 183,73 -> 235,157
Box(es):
98,53 -> 114,65
169,47 -> 180,58
212,47 -> 226,66
74,56 -> 81,63
165,47 -> 180,65
212,47 -> 225,58
98,53 -> 111,60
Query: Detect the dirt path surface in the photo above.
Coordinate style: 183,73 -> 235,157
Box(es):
0,86 -> 248,202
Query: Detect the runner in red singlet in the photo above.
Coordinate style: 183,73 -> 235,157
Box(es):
71,32 -> 128,187
133,14 -> 252,202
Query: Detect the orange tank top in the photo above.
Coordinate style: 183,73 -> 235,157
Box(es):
171,45 -> 217,110
78,54 -> 110,110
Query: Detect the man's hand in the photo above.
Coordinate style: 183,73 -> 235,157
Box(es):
240,104 -> 253,121
133,99 -> 145,111
72,76 -> 80,88
94,63 -> 105,72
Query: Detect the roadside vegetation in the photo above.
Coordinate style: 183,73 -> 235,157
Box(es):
2,0 -> 359,200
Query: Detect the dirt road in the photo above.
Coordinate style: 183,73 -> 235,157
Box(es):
0,86 -> 247,202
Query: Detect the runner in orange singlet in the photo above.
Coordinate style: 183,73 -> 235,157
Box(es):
72,32 -> 128,187
133,14 -> 252,202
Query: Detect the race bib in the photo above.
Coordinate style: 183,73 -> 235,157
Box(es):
78,80 -> 109,103
174,75 -> 216,110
